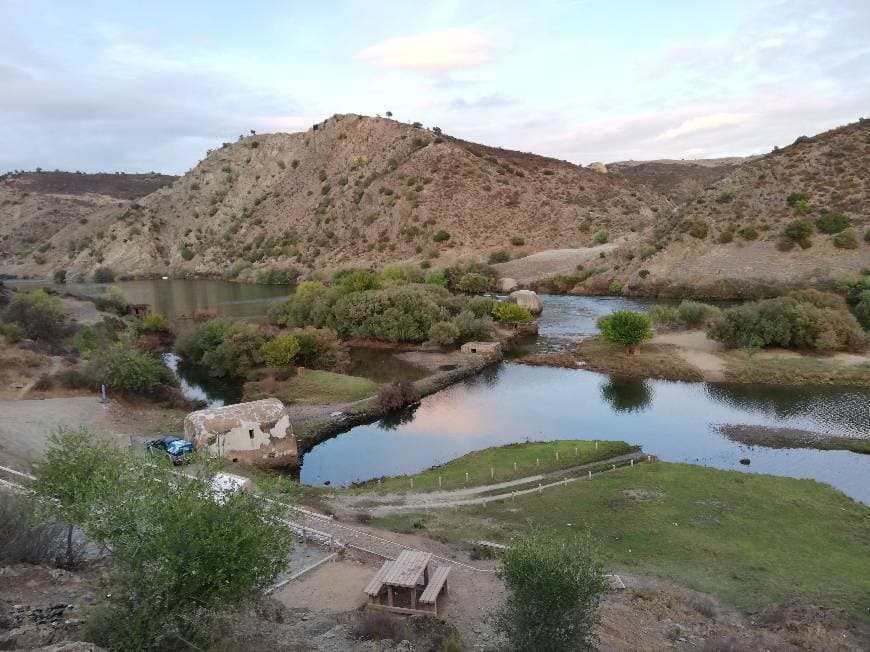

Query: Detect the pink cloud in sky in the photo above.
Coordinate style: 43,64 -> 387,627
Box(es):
357,27 -> 494,72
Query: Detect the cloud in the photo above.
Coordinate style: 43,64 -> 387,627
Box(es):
444,93 -> 515,111
652,112 -> 753,142
357,27 -> 494,72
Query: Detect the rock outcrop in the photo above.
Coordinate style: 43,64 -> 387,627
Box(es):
509,289 -> 543,315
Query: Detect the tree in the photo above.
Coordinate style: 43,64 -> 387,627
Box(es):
385,111 -> 393,117
89,344 -> 176,395
428,320 -> 459,346
93,266 -> 115,283
492,302 -> 532,322
596,310 -> 653,353
1,289 -> 67,341
261,334 -> 300,369
32,428 -> 293,651
495,531 -> 606,652
457,272 -> 491,294
784,219 -> 813,244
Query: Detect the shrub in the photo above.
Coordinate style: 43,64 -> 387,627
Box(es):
377,380 -> 420,411
1,289 -> 67,342
783,219 -> 813,245
295,280 -> 326,298
676,300 -> 720,327
707,290 -> 866,351
255,268 -> 298,285
424,270 -> 447,287
428,320 -> 460,346
716,188 -> 736,203
786,192 -> 808,207
53,269 -> 67,284
331,285 -> 451,342
433,230 -> 451,242
488,250 -> 510,264
457,272 -> 491,294
130,312 -> 170,337
452,310 -> 493,343
467,296 -> 497,318
335,268 -> 381,294
865,229 -> 870,244
495,532 -> 606,652
738,226 -> 758,240
510,236 -> 525,246
351,611 -> 406,642
288,327 -> 350,372
592,230 -> 609,245
201,321 -> 266,377
0,492 -> 84,568
33,428 -> 293,651
854,291 -> 870,329
93,266 -> 115,283
74,318 -> 124,355
597,310 -> 653,353
492,302 -> 532,322
175,320 -> 229,364
718,230 -> 734,244
608,279 -> 623,294
649,304 -> 680,327
88,344 -> 176,395
180,245 -> 194,261
688,219 -> 708,239
261,335 -> 300,369
380,265 -> 421,285
816,212 -> 849,234
833,228 -> 859,249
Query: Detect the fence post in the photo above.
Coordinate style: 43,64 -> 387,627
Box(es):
410,477 -> 414,489
490,467 -> 494,480
538,483 -> 542,494
465,472 -> 469,484
647,455 -> 651,462
612,464 -> 616,471
513,462 -> 517,472
438,476 -> 442,489
377,478 -> 381,489
588,470 -> 592,480
630,459 -> 634,467
536,458 -> 540,467
555,451 -> 559,462
595,441 -> 598,450
574,446 -> 578,457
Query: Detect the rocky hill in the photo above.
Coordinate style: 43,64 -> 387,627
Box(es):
0,115 -> 867,298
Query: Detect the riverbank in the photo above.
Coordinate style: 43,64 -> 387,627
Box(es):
525,330 -> 870,387
350,452 -> 870,622
292,350 -> 499,454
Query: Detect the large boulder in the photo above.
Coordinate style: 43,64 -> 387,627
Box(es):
496,277 -> 518,293
509,289 -> 543,315
587,161 -> 608,174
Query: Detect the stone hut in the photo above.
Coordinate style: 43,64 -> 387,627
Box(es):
184,398 -> 299,470
460,341 -> 502,357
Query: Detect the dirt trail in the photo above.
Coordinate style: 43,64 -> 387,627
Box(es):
653,330 -> 726,381
492,242 -> 623,284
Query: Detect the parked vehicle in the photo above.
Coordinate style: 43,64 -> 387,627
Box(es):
145,435 -> 194,465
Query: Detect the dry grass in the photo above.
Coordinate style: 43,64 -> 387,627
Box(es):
574,337 -> 704,381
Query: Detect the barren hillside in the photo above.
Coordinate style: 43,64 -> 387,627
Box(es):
0,115 -> 670,280
1,115 -> 867,298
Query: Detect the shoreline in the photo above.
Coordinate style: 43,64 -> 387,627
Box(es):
717,424 -> 870,455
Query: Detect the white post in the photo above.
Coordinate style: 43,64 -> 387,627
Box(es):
490,467 -> 494,480
595,441 -> 598,450
555,451 -> 559,462
612,464 -> 616,471
465,472 -> 469,483
536,458 -> 540,467
574,446 -> 578,457
648,455 -> 651,462
513,462 -> 517,472
410,477 -> 414,489
377,478 -> 381,488
538,483 -> 542,494
630,459 -> 634,467
438,476 -> 442,489
588,470 -> 592,479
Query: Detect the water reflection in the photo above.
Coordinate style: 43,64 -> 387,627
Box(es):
163,353 -> 242,407
378,404 -> 419,430
600,376 -> 653,413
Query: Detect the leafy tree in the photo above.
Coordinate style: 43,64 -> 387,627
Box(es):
424,270 -> 447,287
74,318 -> 124,355
596,310 -> 653,353
89,344 -> 176,394
428,320 -> 459,346
201,321 -> 266,377
32,428 -> 293,651
53,269 -> 67,284
854,291 -> 870,330
495,531 -> 606,652
175,319 -> 229,365
492,302 -> 532,322
130,312 -> 170,336
93,266 -> 115,283
334,268 -> 382,294
261,334 -> 300,369
295,280 -> 326,298
1,289 -> 67,341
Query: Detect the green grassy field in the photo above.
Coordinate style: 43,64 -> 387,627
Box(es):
246,370 -> 380,405
352,439 -> 638,493
723,351 -> 870,387
370,462 -> 870,618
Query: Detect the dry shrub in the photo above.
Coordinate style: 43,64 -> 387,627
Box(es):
259,375 -> 279,394
0,492 -> 85,569
377,380 -> 420,410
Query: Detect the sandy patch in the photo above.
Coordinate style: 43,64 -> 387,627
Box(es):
273,559 -> 373,612
653,330 -> 726,381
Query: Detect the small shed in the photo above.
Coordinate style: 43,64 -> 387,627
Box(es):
184,398 -> 299,469
130,303 -> 151,318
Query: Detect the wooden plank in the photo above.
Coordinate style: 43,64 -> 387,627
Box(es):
367,603 -> 434,616
382,550 -> 432,588
363,561 -> 393,596
419,566 -> 451,604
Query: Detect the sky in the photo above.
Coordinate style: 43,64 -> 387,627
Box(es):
2,0 -> 869,174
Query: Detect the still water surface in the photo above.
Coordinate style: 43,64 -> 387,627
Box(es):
301,295 -> 870,503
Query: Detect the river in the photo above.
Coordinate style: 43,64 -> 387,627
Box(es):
10,279 -> 868,502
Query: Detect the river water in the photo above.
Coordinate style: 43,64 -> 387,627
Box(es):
300,295 -> 870,503
10,279 -> 868,501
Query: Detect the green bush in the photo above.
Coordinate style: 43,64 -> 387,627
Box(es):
676,300 -> 720,327
261,335 -> 300,369
793,198 -> 810,214
833,228 -> 858,249
1,289 -> 67,342
716,188 -> 736,203
597,310 -> 653,353
74,318 -> 124,355
89,344 -> 176,395
608,279 -> 623,294
488,250 -> 510,264
854,291 -> 870,329
784,219 -> 813,245
864,229 -> 870,244
433,230 -> 451,242
457,272 -> 491,294
592,230 -> 609,245
93,267 -> 115,283
424,270 -> 447,287
180,246 -> 194,261
687,219 -> 708,239
443,262 -> 497,293
707,290 -> 866,351
380,265 -> 420,285
130,312 -> 170,336
53,269 -> 67,284
331,285 -> 450,342
648,305 -> 680,326
467,296 -> 497,318
738,226 -> 758,240
428,321 -> 460,346
0,322 -> 24,343
201,321 -> 266,377
255,268 -> 298,285
492,302 -> 532,323
452,310 -> 493,343
510,236 -> 525,246
286,327 -> 350,372
335,268 -> 381,294
816,212 -> 849,234
495,532 -> 605,652
786,192 -> 808,207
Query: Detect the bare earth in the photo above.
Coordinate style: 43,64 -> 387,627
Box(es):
653,330 -> 727,381
492,242 -> 622,285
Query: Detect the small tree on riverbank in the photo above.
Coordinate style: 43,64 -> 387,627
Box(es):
495,531 -> 606,652
597,310 -> 653,354
32,428 -> 293,651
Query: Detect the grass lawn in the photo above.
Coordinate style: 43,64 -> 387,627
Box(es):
370,462 -> 870,618
246,370 -> 380,405
352,439 -> 638,493
722,350 -> 870,387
